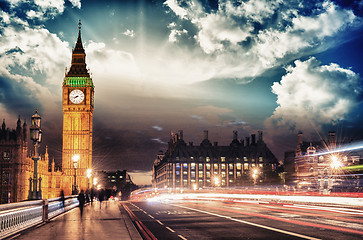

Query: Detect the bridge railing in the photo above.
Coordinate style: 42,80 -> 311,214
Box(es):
0,196 -> 79,239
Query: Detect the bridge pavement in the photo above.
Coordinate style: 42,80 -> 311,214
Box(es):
9,200 -> 142,240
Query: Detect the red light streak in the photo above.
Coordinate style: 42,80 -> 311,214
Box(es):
185,203 -> 363,235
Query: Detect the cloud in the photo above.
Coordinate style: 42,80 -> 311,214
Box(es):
151,138 -> 167,145
168,29 -> 188,43
68,0 -> 81,9
152,125 -> 163,131
265,57 -> 362,135
164,0 -> 188,19
0,11 -> 70,117
163,0 -> 358,83
123,29 -> 135,38
191,115 -> 203,121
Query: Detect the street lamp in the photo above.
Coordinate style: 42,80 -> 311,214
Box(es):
252,168 -> 259,185
87,169 -> 92,189
72,154 -> 79,195
214,176 -> 220,187
28,109 -> 43,200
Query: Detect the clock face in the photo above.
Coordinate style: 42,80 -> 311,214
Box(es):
69,89 -> 84,104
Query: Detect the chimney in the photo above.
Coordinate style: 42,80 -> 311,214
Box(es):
233,130 -> 238,140
245,137 -> 250,146
214,142 -> 218,146
178,130 -> 183,140
203,130 -> 208,140
298,131 -> 303,145
258,131 -> 263,142
251,134 -> 256,145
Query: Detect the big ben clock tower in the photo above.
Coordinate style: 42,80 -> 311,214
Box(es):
62,21 -> 94,195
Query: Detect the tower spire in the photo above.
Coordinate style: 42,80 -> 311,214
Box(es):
65,20 -> 89,77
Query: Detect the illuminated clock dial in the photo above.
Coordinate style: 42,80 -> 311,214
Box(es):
69,89 -> 84,104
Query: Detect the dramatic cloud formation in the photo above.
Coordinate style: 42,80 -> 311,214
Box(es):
164,0 -> 358,82
0,10 -> 69,118
265,57 -> 362,135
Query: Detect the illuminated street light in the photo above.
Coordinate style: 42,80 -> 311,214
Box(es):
192,184 -> 198,191
330,155 -> 341,170
252,168 -> 259,185
87,169 -> 92,189
93,177 -> 98,187
214,176 -> 221,187
28,109 -> 43,200
72,154 -> 79,195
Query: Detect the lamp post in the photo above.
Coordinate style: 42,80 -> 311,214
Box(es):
86,169 -> 92,189
72,154 -> 79,195
252,169 -> 259,185
28,109 -> 43,200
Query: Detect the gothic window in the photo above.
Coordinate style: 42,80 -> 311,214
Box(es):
2,152 -> 10,161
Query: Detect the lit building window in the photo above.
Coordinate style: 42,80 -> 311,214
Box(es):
183,171 -> 188,175
236,157 -> 240,161
183,163 -> 188,169
244,163 -> 249,170
222,172 -> 226,178
244,157 -> 248,162
221,164 -> 226,170
176,163 -> 181,169
206,163 -> 211,170
206,157 -> 210,162
229,164 -> 233,170
206,172 -> 211,178
259,164 -> 263,168
199,171 -> 203,178
191,163 -> 196,170
191,171 -> 196,178
176,171 -> 180,175
237,163 -> 242,170
221,157 -> 226,162
229,179 -> 233,183
229,171 -> 233,175
176,157 -> 179,161
198,163 -> 203,169
236,172 -> 241,177
214,163 -> 218,170
259,157 -> 263,162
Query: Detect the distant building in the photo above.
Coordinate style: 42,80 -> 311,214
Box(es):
284,131 -> 363,191
153,130 -> 280,189
95,170 -> 137,200
0,117 -> 62,203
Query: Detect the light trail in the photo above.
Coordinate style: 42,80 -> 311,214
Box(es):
296,141 -> 363,158
171,203 -> 321,240
181,202 -> 363,236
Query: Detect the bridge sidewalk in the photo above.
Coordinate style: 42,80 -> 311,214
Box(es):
10,200 -> 142,240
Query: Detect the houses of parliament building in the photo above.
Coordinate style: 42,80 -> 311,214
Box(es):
0,22 -> 94,203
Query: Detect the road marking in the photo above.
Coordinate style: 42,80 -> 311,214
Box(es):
148,214 -> 155,219
166,226 -> 175,232
156,220 -> 164,225
172,204 -> 321,240
178,235 -> 187,240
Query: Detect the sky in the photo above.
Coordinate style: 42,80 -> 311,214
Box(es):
0,0 -> 362,185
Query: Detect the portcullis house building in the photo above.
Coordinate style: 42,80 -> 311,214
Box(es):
153,130 -> 280,189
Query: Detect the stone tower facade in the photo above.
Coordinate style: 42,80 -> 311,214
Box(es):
62,21 -> 94,195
